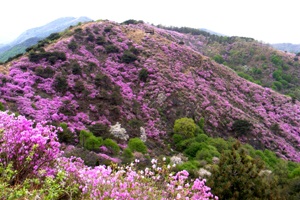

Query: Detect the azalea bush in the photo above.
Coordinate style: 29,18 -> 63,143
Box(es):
0,111 -> 217,199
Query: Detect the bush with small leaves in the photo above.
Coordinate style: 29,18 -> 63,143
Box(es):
128,138 -> 148,154
138,68 -> 148,82
0,102 -> 5,111
105,45 -> 119,53
174,117 -> 197,139
121,50 -> 137,63
232,119 -> 253,137
57,123 -> 75,144
96,36 -> 106,45
68,40 -> 78,51
53,75 -> 68,93
85,135 -> 103,151
122,148 -> 134,164
103,138 -> 120,155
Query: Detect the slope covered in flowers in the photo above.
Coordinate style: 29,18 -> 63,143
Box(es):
0,111 -> 216,199
0,20 -> 299,161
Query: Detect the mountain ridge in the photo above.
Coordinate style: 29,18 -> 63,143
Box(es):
0,16 -> 92,62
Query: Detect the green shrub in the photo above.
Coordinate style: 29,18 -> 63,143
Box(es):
72,63 -> 81,75
121,50 -> 137,63
46,33 -> 60,41
138,68 -> 148,82
105,45 -> 119,53
172,134 -> 184,144
232,119 -> 253,137
53,75 -> 68,93
86,34 -> 95,42
74,80 -> 85,92
272,81 -> 283,91
184,142 -> 203,158
176,161 -> 199,178
213,54 -> 224,64
96,36 -> 106,45
57,123 -> 75,144
122,19 -> 144,25
0,102 -> 5,111
128,138 -> 147,154
103,139 -> 120,155
68,40 -> 78,51
173,117 -> 197,139
175,137 -> 196,151
122,148 -> 134,164
29,51 -> 66,63
195,145 -> 220,162
79,130 -> 93,147
195,133 -> 209,143
85,136 -> 103,151
35,66 -> 55,78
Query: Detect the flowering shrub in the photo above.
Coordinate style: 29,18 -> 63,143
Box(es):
0,111 -> 61,184
109,122 -> 129,140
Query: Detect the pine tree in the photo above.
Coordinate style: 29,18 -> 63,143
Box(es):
207,141 -> 282,200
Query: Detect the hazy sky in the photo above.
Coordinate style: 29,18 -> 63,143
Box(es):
1,0 -> 299,44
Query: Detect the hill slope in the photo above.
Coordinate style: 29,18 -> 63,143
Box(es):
0,20 -> 299,161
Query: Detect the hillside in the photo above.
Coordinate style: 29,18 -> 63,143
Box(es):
0,20 -> 299,163
0,16 -> 92,62
158,26 -> 300,101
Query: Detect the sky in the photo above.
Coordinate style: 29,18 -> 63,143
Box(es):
0,0 -> 299,44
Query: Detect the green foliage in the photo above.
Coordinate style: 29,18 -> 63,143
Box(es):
0,102 -> 5,111
208,141 -> 281,200
53,75 -> 68,93
35,66 -> 55,78
72,63 -> 82,75
232,119 -> 253,137
184,142 -> 202,158
85,136 -> 103,151
213,54 -> 224,64
96,36 -> 106,45
173,117 -> 197,139
79,130 -> 103,151
289,167 -> 300,179
272,81 -> 283,91
57,123 -> 75,144
270,54 -> 283,66
29,51 -> 66,63
121,50 -> 138,63
105,45 -> 119,53
122,148 -> 134,164
103,139 -> 120,155
79,130 -> 93,147
237,71 -> 255,82
172,134 -> 184,144
176,161 -> 199,178
196,145 -> 220,162
122,19 -> 144,25
198,117 -> 205,130
195,133 -> 209,143
128,138 -> 147,154
138,68 -> 149,82
46,32 -> 60,41
68,40 -> 78,51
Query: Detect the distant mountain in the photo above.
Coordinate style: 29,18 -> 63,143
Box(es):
0,37 -> 41,62
0,16 -> 92,62
200,28 -> 226,36
272,43 -> 300,53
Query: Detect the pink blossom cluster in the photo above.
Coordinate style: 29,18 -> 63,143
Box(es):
0,111 -> 61,178
57,157 -> 217,199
